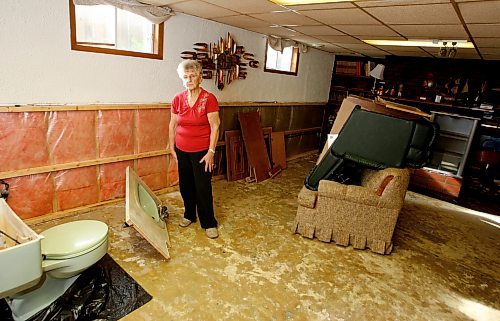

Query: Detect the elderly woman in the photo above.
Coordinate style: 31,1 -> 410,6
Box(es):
169,60 -> 220,239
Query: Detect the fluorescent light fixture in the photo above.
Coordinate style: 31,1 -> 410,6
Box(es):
272,0 -> 355,5
363,39 -> 474,48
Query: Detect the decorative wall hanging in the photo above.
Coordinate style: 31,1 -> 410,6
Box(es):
180,33 -> 259,90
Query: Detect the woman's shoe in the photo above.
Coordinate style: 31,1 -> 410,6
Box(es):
205,228 -> 218,239
179,218 -> 193,227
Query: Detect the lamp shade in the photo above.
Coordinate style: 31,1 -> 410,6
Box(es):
369,64 -> 385,80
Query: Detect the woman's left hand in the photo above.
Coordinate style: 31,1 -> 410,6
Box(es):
200,151 -> 215,172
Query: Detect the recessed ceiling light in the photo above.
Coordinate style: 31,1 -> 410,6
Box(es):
271,0 -> 355,5
363,39 -> 474,48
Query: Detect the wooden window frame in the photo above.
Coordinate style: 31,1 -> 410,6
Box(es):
264,43 -> 299,76
69,0 -> 164,60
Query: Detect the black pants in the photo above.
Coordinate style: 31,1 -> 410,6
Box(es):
175,146 -> 217,229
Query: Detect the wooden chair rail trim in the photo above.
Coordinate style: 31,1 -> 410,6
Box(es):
0,104 -> 170,112
0,150 -> 170,180
0,102 -> 325,112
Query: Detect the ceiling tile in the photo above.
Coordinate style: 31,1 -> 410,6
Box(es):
453,49 -> 481,59
365,3 -> 460,25
467,24 -> 500,37
284,2 -> 355,10
291,25 -> 344,35
169,0 -> 238,18
140,0 -> 185,5
249,11 -> 321,26
246,26 -> 298,38
211,15 -> 270,29
363,53 -> 387,58
459,1 -> 500,24
340,43 -> 383,51
201,0 -> 287,14
390,24 -> 468,39
357,0 -> 449,7
359,35 -> 406,40
354,48 -> 388,54
317,43 -> 342,50
482,54 -> 500,60
299,8 -> 380,25
315,35 -> 364,44
289,35 -> 324,44
334,53 -> 364,57
479,47 -> 500,55
474,38 -> 500,47
332,25 -> 400,37
389,51 -> 434,57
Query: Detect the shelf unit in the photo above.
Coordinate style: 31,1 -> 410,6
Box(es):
320,56 -> 382,148
329,57 -> 379,109
426,111 -> 480,177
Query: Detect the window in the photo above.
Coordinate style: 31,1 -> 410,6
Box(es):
264,43 -> 299,76
69,1 -> 164,59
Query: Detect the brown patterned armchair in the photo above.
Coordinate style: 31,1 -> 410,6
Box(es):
292,162 -> 410,255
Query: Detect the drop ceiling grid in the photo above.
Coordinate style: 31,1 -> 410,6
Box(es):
163,0 -> 498,59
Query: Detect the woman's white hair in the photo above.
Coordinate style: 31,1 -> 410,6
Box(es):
177,60 -> 202,78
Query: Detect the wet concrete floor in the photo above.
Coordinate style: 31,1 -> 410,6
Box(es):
32,155 -> 499,321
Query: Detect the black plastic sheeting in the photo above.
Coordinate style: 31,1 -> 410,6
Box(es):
1,254 -> 152,321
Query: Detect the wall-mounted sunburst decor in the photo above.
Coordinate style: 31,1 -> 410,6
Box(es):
180,33 -> 259,90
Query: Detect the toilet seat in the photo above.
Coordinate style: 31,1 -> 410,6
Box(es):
41,220 -> 108,260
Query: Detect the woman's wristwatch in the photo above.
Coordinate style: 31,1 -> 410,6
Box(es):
208,148 -> 216,154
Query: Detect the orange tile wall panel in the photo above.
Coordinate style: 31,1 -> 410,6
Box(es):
97,110 -> 135,157
4,174 -> 54,219
47,111 -> 96,164
136,156 -> 168,191
54,166 -> 99,211
136,109 -> 170,153
0,112 -> 49,171
99,160 -> 134,201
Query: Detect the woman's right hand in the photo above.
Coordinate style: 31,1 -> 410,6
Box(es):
169,148 -> 177,162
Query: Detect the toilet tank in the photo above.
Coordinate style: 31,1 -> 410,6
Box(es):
0,199 -> 44,298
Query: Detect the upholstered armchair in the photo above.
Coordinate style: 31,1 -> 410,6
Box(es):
292,166 -> 410,254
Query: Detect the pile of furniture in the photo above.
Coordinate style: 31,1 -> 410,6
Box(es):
292,96 -> 438,254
